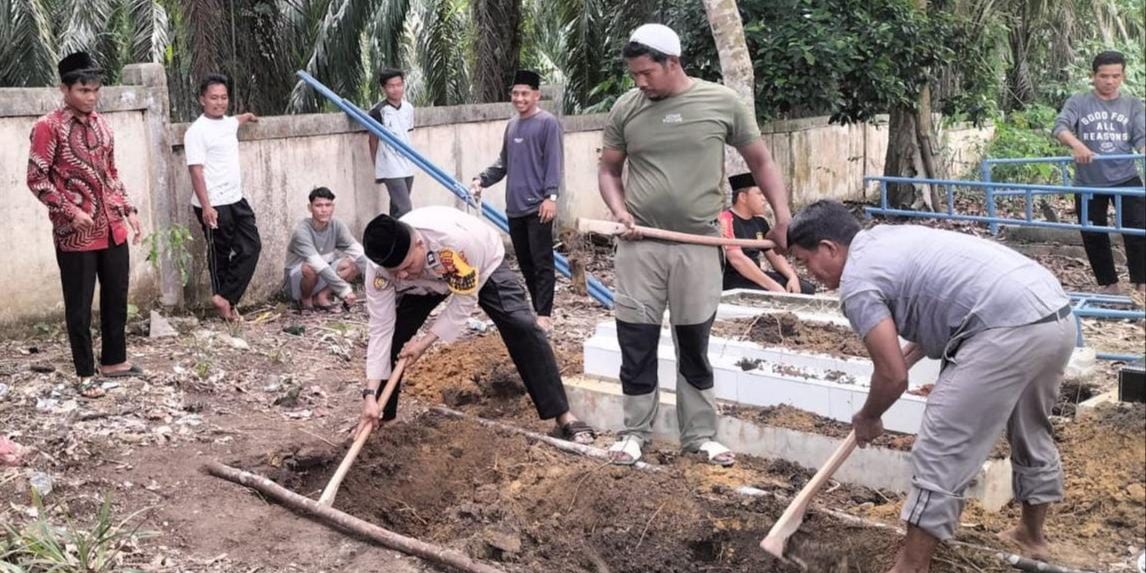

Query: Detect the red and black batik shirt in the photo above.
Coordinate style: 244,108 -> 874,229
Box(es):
27,107 -> 134,252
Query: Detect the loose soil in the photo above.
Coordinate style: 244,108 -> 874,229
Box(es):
713,313 -> 870,358
1,243 -> 1142,572
265,413 -> 1006,573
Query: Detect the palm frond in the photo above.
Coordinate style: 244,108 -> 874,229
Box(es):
126,0 -> 169,63
471,0 -> 523,102
57,0 -> 118,59
181,0 -> 225,84
286,0 -> 383,112
0,0 -> 57,86
411,0 -> 470,105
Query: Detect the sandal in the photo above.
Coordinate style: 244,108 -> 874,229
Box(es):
99,364 -> 145,379
694,440 -> 736,467
607,435 -> 643,466
556,420 -> 597,445
75,377 -> 107,399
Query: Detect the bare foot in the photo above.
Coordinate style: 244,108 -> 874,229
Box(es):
1098,283 -> 1123,295
998,527 -> 1051,562
211,294 -> 233,321
300,296 -> 315,311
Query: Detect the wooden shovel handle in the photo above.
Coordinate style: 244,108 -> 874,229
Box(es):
760,431 -> 857,557
317,358 -> 408,506
577,218 -> 776,250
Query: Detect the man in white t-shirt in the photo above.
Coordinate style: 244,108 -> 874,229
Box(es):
367,68 -> 417,217
184,73 -> 261,321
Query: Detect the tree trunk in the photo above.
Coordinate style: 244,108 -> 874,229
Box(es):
885,107 -> 921,208
882,0 -> 939,210
472,0 -> 523,103
1005,24 -> 1036,111
703,0 -> 755,205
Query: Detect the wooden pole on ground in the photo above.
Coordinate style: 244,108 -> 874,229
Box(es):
202,461 -> 507,573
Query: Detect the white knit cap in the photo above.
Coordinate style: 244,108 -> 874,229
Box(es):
629,23 -> 681,57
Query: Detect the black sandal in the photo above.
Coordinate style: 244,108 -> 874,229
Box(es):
557,420 -> 597,445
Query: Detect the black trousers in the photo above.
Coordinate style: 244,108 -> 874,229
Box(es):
723,271 -> 816,294
377,261 -> 569,421
194,198 -> 262,306
507,214 -> 555,317
1075,176 -> 1145,285
55,241 -> 130,377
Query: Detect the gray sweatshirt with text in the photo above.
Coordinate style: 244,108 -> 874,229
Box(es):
1052,91 -> 1146,186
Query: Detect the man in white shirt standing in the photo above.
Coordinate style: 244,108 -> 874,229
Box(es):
368,68 -> 417,217
184,73 -> 261,321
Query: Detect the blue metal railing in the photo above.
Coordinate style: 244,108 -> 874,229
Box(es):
980,153 -> 1146,234
295,71 -> 615,309
865,175 -> 1145,236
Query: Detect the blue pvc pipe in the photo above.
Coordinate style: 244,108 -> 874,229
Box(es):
295,71 -> 615,309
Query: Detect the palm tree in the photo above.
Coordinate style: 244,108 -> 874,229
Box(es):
471,0 -> 523,103
0,0 -> 169,87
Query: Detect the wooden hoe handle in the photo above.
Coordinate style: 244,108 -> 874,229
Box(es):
577,218 -> 776,250
317,358 -> 409,506
760,431 -> 858,559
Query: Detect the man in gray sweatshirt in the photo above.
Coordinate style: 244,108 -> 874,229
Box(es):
1052,50 -> 1146,295
469,70 -> 563,332
283,187 -> 366,311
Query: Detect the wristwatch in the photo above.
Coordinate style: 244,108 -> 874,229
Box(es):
360,387 -> 377,400
547,194 -> 557,201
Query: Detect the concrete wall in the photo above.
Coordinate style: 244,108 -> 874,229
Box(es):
2,67 -> 992,324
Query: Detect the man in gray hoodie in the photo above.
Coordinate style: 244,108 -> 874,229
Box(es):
1053,50 -> 1146,295
469,70 -> 563,333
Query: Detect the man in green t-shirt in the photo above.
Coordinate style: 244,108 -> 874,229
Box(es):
599,23 -> 791,467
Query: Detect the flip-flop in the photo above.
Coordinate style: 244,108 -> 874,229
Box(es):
75,376 -> 107,398
607,435 -> 643,466
99,364 -> 145,379
556,420 -> 597,445
694,440 -> 736,467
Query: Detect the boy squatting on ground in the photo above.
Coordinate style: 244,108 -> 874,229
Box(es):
283,187 -> 365,312
789,200 -> 1076,572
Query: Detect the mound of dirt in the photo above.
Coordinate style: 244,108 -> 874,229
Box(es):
715,313 -> 869,358
274,413 -> 999,572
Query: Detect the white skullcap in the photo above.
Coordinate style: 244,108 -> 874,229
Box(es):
629,23 -> 681,57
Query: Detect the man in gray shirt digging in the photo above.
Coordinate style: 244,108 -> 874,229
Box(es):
470,70 -> 563,333
788,200 -> 1075,571
283,187 -> 366,312
1053,50 -> 1146,295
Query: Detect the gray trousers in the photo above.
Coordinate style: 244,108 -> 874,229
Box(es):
379,176 -> 414,218
614,240 -> 722,450
902,314 -> 1076,540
